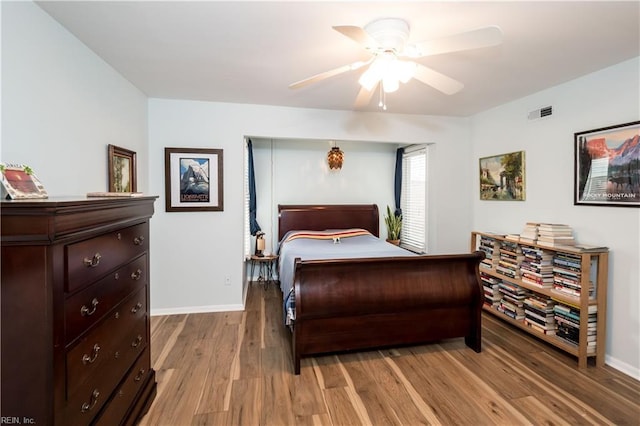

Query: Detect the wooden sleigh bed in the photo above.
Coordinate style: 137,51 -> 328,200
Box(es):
277,204 -> 485,374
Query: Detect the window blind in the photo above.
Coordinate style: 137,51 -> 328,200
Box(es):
400,146 -> 427,253
243,141 -> 251,257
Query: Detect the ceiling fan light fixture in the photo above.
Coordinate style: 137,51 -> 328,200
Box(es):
396,60 -> 417,83
358,58 -> 385,90
382,75 -> 399,93
361,57 -> 415,93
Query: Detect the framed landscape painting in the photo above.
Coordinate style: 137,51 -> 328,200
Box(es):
164,147 -> 224,212
108,144 -> 137,192
574,121 -> 640,207
479,151 -> 525,201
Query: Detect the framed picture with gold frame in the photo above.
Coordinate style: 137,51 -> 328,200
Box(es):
108,144 -> 137,192
479,151 -> 526,201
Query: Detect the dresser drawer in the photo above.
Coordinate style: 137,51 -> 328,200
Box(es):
94,348 -> 151,426
65,255 -> 147,344
66,222 -> 148,293
66,285 -> 147,397
64,316 -> 148,425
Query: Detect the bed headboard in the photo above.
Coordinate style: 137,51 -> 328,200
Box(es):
277,204 -> 379,241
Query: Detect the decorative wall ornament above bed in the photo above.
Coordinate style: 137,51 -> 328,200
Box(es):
327,143 -> 344,170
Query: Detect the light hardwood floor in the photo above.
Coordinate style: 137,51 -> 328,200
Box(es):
140,283 -> 640,425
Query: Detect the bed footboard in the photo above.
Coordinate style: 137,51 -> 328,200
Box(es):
291,251 -> 485,374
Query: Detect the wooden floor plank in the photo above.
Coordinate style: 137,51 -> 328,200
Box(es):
262,374 -> 296,426
313,355 -> 349,389
322,387 -> 364,426
141,283 -> 640,425
291,365 -> 329,417
339,351 -> 426,426
512,395 -> 573,426
226,378 -> 261,426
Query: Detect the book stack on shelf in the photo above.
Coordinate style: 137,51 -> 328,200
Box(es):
552,252 -> 592,298
497,281 -> 530,320
553,302 -> 597,351
496,240 -> 523,279
470,230 -> 608,368
520,245 -> 554,289
478,234 -> 499,270
505,233 -> 520,243
519,222 -> 540,244
480,272 -> 502,309
537,223 -> 575,247
524,294 -> 557,335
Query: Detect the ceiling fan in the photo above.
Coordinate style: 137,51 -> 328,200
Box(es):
289,18 -> 503,108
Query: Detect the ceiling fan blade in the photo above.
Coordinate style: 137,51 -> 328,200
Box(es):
289,65 -> 351,89
333,25 -> 379,50
354,85 -> 375,108
413,64 -> 464,95
289,59 -> 371,89
407,26 -> 503,58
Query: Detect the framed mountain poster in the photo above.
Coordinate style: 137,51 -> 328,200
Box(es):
574,120 -> 640,207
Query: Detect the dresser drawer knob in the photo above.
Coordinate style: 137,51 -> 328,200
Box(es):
131,269 -> 142,281
131,302 -> 143,314
83,253 -> 102,268
133,236 -> 145,245
80,298 -> 99,316
134,368 -> 146,382
82,343 -> 101,364
131,335 -> 143,348
80,389 -> 100,413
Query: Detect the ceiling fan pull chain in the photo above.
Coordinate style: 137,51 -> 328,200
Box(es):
378,83 -> 387,110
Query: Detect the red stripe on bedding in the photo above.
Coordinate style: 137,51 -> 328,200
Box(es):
284,229 -> 372,242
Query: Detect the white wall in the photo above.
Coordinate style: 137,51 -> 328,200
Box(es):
148,99 -> 472,314
1,1 -> 148,195
252,138 -> 399,253
471,57 -> 640,378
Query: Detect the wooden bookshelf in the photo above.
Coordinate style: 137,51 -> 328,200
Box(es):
471,231 -> 609,368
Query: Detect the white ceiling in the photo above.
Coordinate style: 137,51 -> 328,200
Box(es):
37,1 -> 640,117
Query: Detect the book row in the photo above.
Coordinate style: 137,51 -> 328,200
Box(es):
481,271 -> 597,350
479,235 -> 594,298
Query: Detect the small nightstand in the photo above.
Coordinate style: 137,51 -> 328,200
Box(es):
250,254 -> 279,289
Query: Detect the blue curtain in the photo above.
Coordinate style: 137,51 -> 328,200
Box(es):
248,139 -> 261,235
394,147 -> 404,216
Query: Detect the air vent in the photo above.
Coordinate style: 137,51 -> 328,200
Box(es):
528,105 -> 554,121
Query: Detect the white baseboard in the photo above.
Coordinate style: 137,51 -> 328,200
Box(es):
150,303 -> 244,316
605,354 -> 640,380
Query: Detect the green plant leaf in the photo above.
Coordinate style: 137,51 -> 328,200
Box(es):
384,205 -> 402,240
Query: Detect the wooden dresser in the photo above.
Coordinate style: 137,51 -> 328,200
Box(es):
1,196 -> 158,425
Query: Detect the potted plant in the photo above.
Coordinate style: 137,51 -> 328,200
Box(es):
384,205 -> 402,245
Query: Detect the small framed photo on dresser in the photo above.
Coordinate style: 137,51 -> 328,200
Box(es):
0,163 -> 48,199
108,144 -> 137,193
